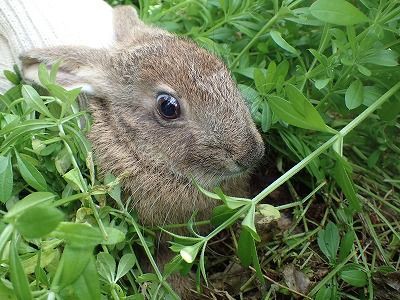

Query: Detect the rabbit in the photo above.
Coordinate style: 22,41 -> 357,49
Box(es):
20,5 -> 265,298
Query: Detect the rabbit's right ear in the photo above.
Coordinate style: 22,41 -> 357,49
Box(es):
113,6 -> 143,43
20,46 -> 110,95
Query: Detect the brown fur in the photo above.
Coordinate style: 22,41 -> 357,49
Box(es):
20,5 -> 265,297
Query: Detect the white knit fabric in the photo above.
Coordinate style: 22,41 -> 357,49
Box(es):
0,0 -> 114,93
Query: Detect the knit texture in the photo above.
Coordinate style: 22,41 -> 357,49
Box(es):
0,0 -> 114,93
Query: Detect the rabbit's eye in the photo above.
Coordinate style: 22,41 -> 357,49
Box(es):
157,94 -> 180,119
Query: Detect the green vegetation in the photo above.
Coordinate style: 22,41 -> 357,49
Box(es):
1,0 -> 399,299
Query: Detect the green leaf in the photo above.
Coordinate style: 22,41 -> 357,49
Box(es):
269,95 -> 309,128
51,222 -> 103,247
193,181 -> 221,200
180,242 -> 202,264
20,248 -> 57,275
0,155 -> 13,203
235,67 -> 257,79
50,61 -> 61,83
360,50 -> 398,66
338,230 -> 355,262
362,86 -> 384,106
241,204 -> 260,241
116,254 -> 136,281
254,68 -> 267,95
357,64 -> 371,76
9,239 -> 33,300
347,25 -> 357,54
275,60 -> 289,87
0,281 -> 16,300
55,147 -> 72,175
333,154 -> 362,212
378,98 -> 400,122
35,264 -> 49,287
63,168 -> 84,192
211,205 -> 236,226
315,284 -> 335,300
5,192 -> 56,220
1,113 -> 20,126
16,151 -> 47,191
15,205 -> 64,239
58,245 -> 92,288
64,125 -> 92,160
317,222 -> 340,263
269,84 -> 329,132
214,187 -> 250,209
367,150 -> 380,168
261,101 -> 272,132
163,255 -> 185,277
250,234 -> 265,285
286,84 -> 317,120
4,70 -> 20,85
104,173 -> 121,202
237,228 -> 253,267
309,49 -> 329,67
102,226 -> 125,245
310,0 -> 369,26
336,205 -> 354,225
199,243 -> 207,285
1,120 -> 56,150
280,130 -> 325,181
97,252 -> 116,283
47,84 -> 81,108
21,85 -> 52,117
340,265 -> 368,287
38,64 -> 51,86
345,80 -> 364,110
86,152 -> 96,185
258,204 -> 281,223
265,61 -> 276,85
72,256 -> 100,300
194,183 -> 250,209
270,30 -> 298,55
315,78 -> 330,90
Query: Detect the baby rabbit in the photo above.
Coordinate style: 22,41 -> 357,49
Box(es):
21,6 -> 265,226
21,5 -> 265,297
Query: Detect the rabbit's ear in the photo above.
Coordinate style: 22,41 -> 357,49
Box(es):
20,46 -> 110,94
113,6 -> 143,43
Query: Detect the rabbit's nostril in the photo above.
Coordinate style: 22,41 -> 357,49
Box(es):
235,139 -> 265,170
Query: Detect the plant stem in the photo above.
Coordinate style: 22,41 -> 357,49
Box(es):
199,81 -> 400,262
58,122 -> 108,239
230,12 -> 282,68
53,192 -> 89,207
115,201 -> 179,300
0,224 -> 13,257
308,250 -> 357,296
340,82 -> 400,135
256,81 -> 400,204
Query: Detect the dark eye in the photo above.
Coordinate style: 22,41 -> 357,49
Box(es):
156,93 -> 180,119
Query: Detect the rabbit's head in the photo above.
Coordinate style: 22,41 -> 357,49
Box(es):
20,7 -> 264,224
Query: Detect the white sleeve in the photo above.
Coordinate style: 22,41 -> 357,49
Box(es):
0,33 -> 14,93
0,0 -> 114,93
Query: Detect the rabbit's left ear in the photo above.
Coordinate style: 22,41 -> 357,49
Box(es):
20,46 -> 111,95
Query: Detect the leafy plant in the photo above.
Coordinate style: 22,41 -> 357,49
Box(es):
1,0 -> 399,299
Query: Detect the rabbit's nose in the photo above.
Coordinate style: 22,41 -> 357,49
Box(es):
236,134 -> 265,169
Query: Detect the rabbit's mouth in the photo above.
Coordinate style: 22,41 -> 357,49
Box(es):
225,162 -> 249,176
188,162 -> 250,188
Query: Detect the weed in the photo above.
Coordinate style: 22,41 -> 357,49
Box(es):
0,0 -> 399,299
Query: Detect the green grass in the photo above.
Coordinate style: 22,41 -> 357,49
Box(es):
1,0 -> 400,299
